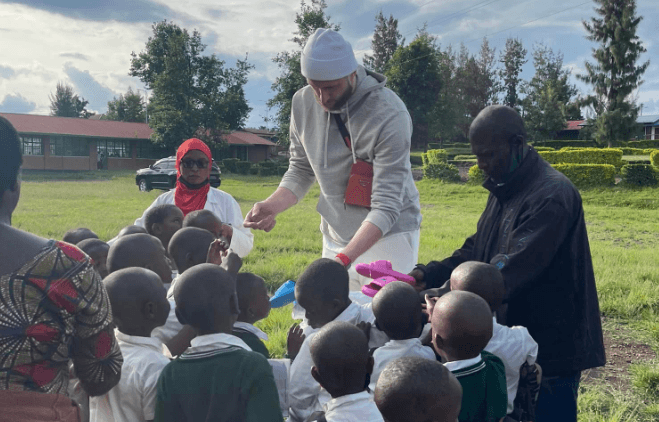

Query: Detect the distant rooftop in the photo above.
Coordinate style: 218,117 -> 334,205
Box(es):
637,114 -> 659,125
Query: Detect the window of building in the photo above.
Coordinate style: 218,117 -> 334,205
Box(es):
97,139 -> 131,158
50,136 -> 89,156
19,136 -> 43,155
236,146 -> 248,161
137,140 -> 170,159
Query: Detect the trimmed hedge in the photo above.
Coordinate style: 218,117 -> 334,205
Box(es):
621,147 -> 647,156
423,162 -> 460,182
410,154 -> 423,166
234,161 -> 252,175
422,149 -> 448,166
539,148 -> 623,167
621,164 -> 658,187
652,150 -> 659,168
533,140 -> 597,149
552,164 -> 616,187
532,146 -> 555,152
467,165 -> 485,185
222,158 -> 239,173
626,139 -> 659,149
454,154 -> 476,160
645,148 -> 659,156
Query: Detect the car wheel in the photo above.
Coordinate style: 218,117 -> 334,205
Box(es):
138,178 -> 151,192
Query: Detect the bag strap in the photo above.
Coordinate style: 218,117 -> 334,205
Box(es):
333,113 -> 352,150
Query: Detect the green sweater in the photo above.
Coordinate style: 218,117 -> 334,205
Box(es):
154,346 -> 283,422
451,351 -> 508,422
232,328 -> 270,359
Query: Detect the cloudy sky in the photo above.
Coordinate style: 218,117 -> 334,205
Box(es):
1,0 -> 658,128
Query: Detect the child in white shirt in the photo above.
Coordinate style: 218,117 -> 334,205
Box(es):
90,268 -> 171,422
369,281 -> 435,391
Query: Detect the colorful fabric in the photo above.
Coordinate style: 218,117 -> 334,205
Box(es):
0,241 -> 122,396
174,138 -> 212,216
0,390 -> 80,422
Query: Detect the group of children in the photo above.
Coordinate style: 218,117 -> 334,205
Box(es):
63,202 -> 540,422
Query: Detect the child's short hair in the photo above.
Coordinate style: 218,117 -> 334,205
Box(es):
183,209 -> 221,229
77,238 -> 109,255
296,258 -> 349,302
372,281 -> 424,340
450,261 -> 505,311
107,233 -> 162,274
173,263 -> 237,332
310,321 -> 370,393
236,273 -> 266,314
117,225 -> 148,237
144,204 -> 181,236
62,227 -> 98,244
168,227 -> 215,273
374,357 -> 463,422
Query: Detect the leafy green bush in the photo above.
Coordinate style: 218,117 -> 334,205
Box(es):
621,147 -> 647,155
258,160 -> 277,168
627,139 -> 659,149
248,166 -> 259,175
533,140 -> 597,149
467,165 -> 485,185
222,158 -> 239,173
277,166 -> 288,176
539,148 -> 623,166
645,148 -> 659,157
410,154 -> 423,166
532,146 -> 555,152
621,164 -> 658,187
559,147 -> 587,151
427,142 -> 441,150
454,154 -> 476,160
552,164 -> 616,187
423,162 -> 460,182
234,161 -> 252,175
422,149 -> 448,166
652,150 -> 659,168
444,147 -> 473,158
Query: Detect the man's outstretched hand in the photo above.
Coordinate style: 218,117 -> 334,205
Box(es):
243,201 -> 278,232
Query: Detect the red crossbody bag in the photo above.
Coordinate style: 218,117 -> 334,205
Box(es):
333,114 -> 373,209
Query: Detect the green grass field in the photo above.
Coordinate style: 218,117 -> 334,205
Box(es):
13,172 -> 659,421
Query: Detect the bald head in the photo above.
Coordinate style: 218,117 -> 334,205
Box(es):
183,209 -> 222,236
372,281 -> 424,340
296,258 -> 349,303
63,227 -> 98,245
173,263 -> 238,333
431,290 -> 493,360
106,233 -> 171,283
375,357 -> 462,422
103,268 -> 169,334
310,321 -> 371,396
118,225 -> 148,237
469,105 -> 526,145
450,261 -> 504,312
168,227 -> 215,273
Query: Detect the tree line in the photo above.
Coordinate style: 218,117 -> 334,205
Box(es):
49,0 -> 648,151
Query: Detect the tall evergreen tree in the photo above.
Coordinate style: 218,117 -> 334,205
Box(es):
499,38 -> 527,110
385,28 -> 442,149
522,44 -> 578,141
267,0 -> 338,146
578,0 -> 649,146
130,20 -> 252,150
363,11 -> 404,74
49,82 -> 93,118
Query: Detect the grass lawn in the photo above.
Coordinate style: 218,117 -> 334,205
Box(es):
13,171 -> 659,421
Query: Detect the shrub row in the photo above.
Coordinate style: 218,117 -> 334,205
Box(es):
621,164 -> 658,187
552,164 -> 616,187
467,165 -> 485,185
625,139 -> 659,149
533,140 -> 598,149
422,149 -> 448,166
652,150 -> 659,168
539,148 -> 623,167
532,146 -> 555,152
222,158 -> 240,173
423,162 -> 460,182
427,142 -> 468,150
410,155 -> 423,166
453,154 -> 476,160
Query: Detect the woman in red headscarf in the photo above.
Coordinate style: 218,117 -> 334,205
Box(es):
134,139 -> 254,258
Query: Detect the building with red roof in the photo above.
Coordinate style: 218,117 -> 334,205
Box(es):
0,113 -> 277,171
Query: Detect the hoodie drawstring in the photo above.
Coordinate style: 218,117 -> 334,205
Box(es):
346,103 -> 356,164
324,112 -> 330,168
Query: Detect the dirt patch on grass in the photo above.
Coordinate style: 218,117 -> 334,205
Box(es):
581,316 -> 657,392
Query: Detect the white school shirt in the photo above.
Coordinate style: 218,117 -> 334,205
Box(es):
368,337 -> 435,391
484,317 -> 539,413
133,187 -> 254,258
151,298 -> 183,346
89,332 -> 170,422
233,321 -> 269,341
288,302 -> 388,422
323,391 -> 384,422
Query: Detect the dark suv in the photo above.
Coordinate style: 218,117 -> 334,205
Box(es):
136,156 -> 221,192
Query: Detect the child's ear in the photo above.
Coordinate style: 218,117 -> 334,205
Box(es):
143,301 -> 157,320
175,308 -> 188,325
230,292 -> 240,316
151,223 -> 163,236
311,366 -> 324,387
185,252 -> 195,266
366,356 -> 374,376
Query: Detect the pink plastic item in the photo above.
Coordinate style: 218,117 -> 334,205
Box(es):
355,260 -> 415,297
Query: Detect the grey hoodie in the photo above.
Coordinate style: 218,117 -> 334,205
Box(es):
280,66 -> 422,244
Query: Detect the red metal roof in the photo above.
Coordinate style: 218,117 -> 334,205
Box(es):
0,112 -> 153,139
0,113 -> 277,146
224,131 -> 276,146
565,120 -> 586,131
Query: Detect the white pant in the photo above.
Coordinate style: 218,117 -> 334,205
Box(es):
322,229 -> 420,291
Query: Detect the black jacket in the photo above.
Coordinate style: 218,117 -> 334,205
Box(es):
422,149 -> 606,376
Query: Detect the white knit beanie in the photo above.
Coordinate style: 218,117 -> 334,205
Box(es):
301,28 -> 358,81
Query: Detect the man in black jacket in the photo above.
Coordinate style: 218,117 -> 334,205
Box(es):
413,105 -> 605,422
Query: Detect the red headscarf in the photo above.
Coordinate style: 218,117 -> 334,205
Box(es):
174,138 -> 212,217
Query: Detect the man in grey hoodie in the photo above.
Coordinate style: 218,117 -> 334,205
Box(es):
244,28 -> 421,290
